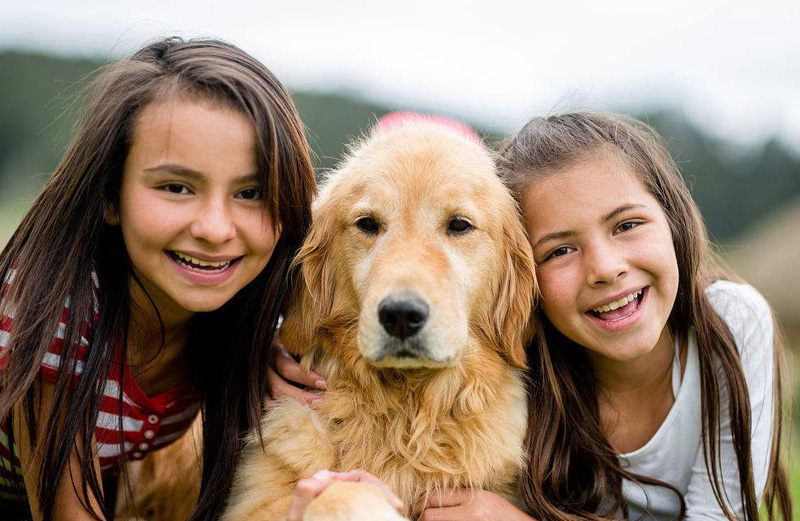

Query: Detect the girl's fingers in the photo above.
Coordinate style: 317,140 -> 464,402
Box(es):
332,469 -> 403,511
415,490 -> 534,521
273,350 -> 326,390
286,469 -> 403,521
286,471 -> 335,521
266,365 -> 322,405
418,505 -> 469,521
415,488 -> 473,509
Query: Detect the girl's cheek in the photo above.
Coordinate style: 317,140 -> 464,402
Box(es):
537,266 -> 567,306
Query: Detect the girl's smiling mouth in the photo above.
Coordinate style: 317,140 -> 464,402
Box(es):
167,250 -> 243,283
169,251 -> 240,271
585,287 -> 648,330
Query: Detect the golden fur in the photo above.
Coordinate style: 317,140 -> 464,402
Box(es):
114,415 -> 202,521
222,120 -> 536,521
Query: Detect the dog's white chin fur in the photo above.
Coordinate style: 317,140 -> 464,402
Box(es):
364,354 -> 456,370
357,328 -> 467,370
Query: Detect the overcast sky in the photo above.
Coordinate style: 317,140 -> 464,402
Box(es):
1,0 -> 798,150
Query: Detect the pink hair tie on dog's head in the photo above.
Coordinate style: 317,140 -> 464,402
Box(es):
376,111 -> 481,143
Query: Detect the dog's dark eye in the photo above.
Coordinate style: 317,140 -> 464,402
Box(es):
447,217 -> 473,234
355,216 -> 380,235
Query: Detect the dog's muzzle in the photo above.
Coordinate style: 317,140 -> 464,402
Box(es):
366,293 -> 455,367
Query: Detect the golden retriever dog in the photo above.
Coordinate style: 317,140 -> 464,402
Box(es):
221,114 -> 536,521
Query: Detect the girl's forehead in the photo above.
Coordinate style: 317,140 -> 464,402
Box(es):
132,99 -> 255,151
524,154 -> 652,207
523,152 -> 656,221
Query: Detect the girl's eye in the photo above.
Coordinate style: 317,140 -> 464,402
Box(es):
355,216 -> 380,235
447,217 -> 473,235
163,184 -> 190,195
545,246 -> 575,261
237,188 -> 263,200
615,221 -> 641,234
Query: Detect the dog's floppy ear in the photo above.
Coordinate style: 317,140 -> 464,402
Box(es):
279,194 -> 340,358
491,208 -> 537,369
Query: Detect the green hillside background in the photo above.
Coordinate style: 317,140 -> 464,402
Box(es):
1,50 -> 799,510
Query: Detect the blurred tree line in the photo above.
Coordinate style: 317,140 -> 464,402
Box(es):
1,49 -> 799,244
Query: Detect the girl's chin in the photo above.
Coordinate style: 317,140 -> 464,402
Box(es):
182,299 -> 232,313
585,336 -> 662,363
169,291 -> 238,315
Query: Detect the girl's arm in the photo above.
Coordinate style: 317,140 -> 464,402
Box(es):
13,380 -> 104,521
683,282 -> 775,518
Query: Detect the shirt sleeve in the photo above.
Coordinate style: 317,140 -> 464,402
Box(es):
0,267 -> 17,361
683,281 -> 775,519
39,297 -> 91,383
0,267 -> 92,382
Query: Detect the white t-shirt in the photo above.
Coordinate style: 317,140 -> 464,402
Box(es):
621,281 -> 775,519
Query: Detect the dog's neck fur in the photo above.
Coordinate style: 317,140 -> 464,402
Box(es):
291,324 -> 528,507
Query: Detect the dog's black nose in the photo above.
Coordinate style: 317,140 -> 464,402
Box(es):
378,296 -> 429,340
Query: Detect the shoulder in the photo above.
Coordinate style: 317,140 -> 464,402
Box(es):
705,280 -> 771,323
2,265 -> 102,378
704,280 -> 773,370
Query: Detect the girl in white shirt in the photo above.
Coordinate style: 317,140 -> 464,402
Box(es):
457,112 -> 790,521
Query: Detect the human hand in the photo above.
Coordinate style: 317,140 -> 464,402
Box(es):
287,469 -> 404,521
267,341 -> 326,405
416,489 -> 534,521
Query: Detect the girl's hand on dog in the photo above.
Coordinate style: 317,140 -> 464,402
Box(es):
416,489 -> 535,521
287,469 -> 404,521
267,341 -> 326,405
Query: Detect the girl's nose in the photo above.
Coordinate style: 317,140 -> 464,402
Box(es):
189,200 -> 237,244
585,241 -> 628,286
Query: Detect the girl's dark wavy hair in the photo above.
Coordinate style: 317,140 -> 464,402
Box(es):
498,112 -> 791,521
0,37 -> 315,520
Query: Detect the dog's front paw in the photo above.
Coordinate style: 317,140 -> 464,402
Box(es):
303,481 -> 408,521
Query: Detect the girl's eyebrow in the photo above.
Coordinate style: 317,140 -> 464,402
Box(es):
144,163 -> 203,180
532,230 -> 575,251
602,204 -> 646,223
143,164 -> 259,184
531,204 -> 647,251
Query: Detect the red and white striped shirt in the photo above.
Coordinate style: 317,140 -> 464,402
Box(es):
0,268 -> 201,510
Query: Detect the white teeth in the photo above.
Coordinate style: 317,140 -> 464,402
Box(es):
173,252 -> 232,270
592,289 -> 642,314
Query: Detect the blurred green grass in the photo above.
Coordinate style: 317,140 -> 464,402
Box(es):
793,455 -> 800,519
789,352 -> 799,520
0,198 -> 29,247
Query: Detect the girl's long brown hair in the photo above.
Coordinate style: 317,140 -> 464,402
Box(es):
0,38 -> 315,520
499,113 -> 791,521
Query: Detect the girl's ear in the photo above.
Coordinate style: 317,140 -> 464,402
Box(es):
278,197 -> 338,358
491,209 -> 538,369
